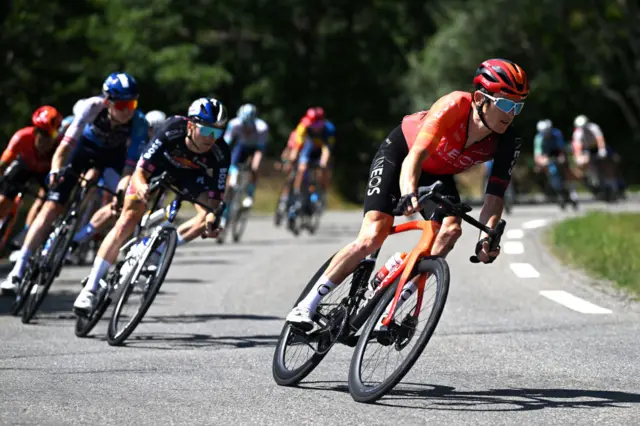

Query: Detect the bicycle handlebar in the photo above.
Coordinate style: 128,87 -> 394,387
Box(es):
392,180 -> 506,264
52,165 -> 121,197
147,171 -> 223,215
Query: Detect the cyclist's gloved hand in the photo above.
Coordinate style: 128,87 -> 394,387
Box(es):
47,169 -> 64,188
202,212 -> 221,239
475,237 -> 499,264
394,192 -> 419,216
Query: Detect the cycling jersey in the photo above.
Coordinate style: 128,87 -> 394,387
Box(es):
294,119 -> 336,149
572,122 -> 603,151
400,91 -> 520,194
224,118 -> 269,149
1,127 -> 53,173
534,128 -> 565,157
62,96 -> 147,168
364,91 -> 522,216
136,116 -> 230,201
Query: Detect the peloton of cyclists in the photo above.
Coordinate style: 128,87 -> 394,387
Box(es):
0,72 -> 148,294
287,58 -> 528,327
73,97 -> 230,313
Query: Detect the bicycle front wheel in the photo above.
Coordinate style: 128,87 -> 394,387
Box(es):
22,216 -> 78,324
348,257 -> 450,403
107,228 -> 177,346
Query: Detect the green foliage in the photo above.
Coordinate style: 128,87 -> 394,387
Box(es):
0,0 -> 638,204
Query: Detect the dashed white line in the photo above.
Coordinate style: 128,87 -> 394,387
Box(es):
504,241 -> 524,254
506,229 -> 524,239
522,219 -> 548,229
539,290 -> 612,314
509,263 -> 540,278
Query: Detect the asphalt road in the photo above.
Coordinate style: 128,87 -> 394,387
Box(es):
1,200 -> 639,425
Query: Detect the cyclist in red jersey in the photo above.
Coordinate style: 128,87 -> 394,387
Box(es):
287,58 -> 529,326
0,106 -> 62,219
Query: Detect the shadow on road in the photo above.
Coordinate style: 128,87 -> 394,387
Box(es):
298,381 -> 640,412
142,313 -> 283,324
171,258 -> 233,266
112,332 -> 280,350
0,289 -> 76,320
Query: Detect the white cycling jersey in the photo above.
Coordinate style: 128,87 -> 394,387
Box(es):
224,118 -> 269,148
572,122 -> 603,150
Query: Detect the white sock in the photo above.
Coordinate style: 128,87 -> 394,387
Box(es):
85,256 -> 112,292
298,275 -> 337,312
177,232 -> 186,247
11,248 -> 32,278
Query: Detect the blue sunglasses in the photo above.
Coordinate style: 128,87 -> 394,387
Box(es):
482,93 -> 525,115
196,123 -> 225,139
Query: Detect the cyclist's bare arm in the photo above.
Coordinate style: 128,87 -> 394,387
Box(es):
319,145 -> 331,168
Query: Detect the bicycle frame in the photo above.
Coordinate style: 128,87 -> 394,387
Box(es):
368,218 -> 442,328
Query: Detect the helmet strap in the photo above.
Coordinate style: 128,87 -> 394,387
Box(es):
474,90 -> 496,132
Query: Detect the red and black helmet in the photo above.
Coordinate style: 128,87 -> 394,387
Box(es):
473,58 -> 529,98
32,106 -> 63,135
305,107 -> 325,122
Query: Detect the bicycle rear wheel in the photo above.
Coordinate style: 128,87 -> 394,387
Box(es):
107,228 -> 177,346
348,257 -> 449,403
21,216 -> 78,324
272,255 -> 375,386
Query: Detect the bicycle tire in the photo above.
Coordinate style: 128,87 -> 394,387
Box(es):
21,216 -> 78,324
9,261 -> 39,316
107,228 -> 177,346
0,211 -> 17,254
231,207 -> 250,243
75,277 -> 112,338
272,255 -> 334,386
216,188 -> 235,245
348,257 -> 450,403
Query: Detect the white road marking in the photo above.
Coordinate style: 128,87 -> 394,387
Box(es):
506,229 -> 524,239
523,219 -> 549,229
539,290 -> 612,314
509,263 -> 540,278
504,241 -> 524,254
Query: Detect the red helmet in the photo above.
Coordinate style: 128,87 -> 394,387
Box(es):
32,106 -> 63,135
305,107 -> 325,122
473,58 -> 529,98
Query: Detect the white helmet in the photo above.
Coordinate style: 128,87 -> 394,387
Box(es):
237,103 -> 257,123
574,115 -> 588,128
536,119 -> 552,133
145,110 -> 167,130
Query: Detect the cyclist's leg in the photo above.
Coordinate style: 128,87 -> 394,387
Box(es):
1,143 -> 90,288
72,168 -> 120,244
287,129 -> 406,324
79,191 -> 145,293
175,203 -> 208,245
244,145 -> 263,206
293,141 -> 314,194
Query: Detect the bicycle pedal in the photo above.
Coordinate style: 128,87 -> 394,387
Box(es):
289,322 -> 313,333
340,334 -> 359,347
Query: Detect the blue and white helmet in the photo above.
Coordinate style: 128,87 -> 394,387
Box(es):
188,97 -> 228,127
102,72 -> 139,101
237,103 -> 257,123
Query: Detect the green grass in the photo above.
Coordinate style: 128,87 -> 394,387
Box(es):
547,212 -> 640,298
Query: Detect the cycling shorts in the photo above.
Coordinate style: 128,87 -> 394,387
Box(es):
0,159 -> 47,199
231,143 -> 263,167
47,137 -> 128,204
363,126 -> 460,218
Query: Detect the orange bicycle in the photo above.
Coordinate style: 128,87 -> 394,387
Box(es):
272,180 -> 505,403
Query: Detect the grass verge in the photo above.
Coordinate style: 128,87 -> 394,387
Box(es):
547,211 -> 640,299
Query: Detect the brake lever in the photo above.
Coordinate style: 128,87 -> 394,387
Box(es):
469,220 -> 506,264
